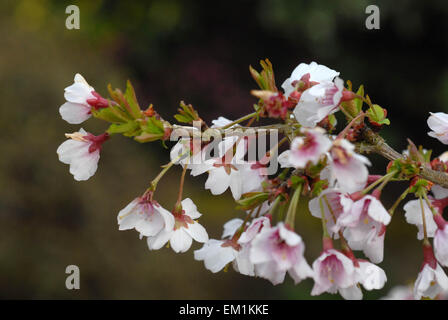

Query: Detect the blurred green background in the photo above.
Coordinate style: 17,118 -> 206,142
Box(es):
0,0 -> 447,299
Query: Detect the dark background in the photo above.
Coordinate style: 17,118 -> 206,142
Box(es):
0,0 -> 447,299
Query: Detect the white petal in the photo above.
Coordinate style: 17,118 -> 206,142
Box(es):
156,206 -> 175,231
59,102 -> 91,124
358,261 -> 387,290
366,196 -> 391,225
255,262 -> 286,285
117,199 -> 140,230
427,112 -> 448,144
183,222 -> 209,243
181,198 -> 202,219
404,199 -> 437,239
339,285 -> 363,300
170,229 -> 193,253
205,167 -> 232,195
222,218 -> 244,239
147,229 -> 172,250
64,82 -> 95,104
278,223 -> 302,246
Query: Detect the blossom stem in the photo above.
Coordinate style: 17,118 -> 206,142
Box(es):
254,204 -> 263,218
285,184 -> 302,229
323,195 -> 337,224
323,195 -> 353,250
419,195 -> 429,242
361,170 -> 397,195
148,152 -> 187,195
372,171 -> 395,197
319,197 -> 330,238
268,196 -> 282,218
175,160 -> 189,208
221,112 -> 258,129
388,188 -> 410,216
336,112 -> 365,140
232,208 -> 255,241
339,104 -> 354,121
359,127 -> 448,189
422,193 -> 439,217
149,161 -> 176,192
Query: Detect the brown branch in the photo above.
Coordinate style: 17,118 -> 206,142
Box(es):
360,127 -> 448,189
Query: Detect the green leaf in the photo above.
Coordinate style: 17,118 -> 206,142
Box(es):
236,192 -> 269,211
134,132 -> 164,143
124,80 -> 142,119
107,121 -> 139,135
289,176 -> 306,188
143,116 -> 165,134
174,114 -> 190,123
174,101 -> 200,124
354,85 -> 364,114
92,106 -> 129,123
249,59 -> 276,91
366,104 -> 390,125
311,180 -> 329,197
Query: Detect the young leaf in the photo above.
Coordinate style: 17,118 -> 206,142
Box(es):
107,121 -> 140,135
124,80 -> 143,119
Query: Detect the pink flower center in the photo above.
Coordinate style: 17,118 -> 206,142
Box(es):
321,254 -> 343,284
86,91 -> 109,110
330,145 -> 351,165
213,159 -> 238,175
221,239 -> 241,251
84,132 -> 109,153
173,213 -> 194,230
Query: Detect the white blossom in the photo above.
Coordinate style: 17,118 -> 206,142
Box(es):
56,128 -> 108,181
427,112 -> 448,144
282,61 -> 339,99
59,74 -> 96,124
147,198 -> 208,253
293,78 -> 344,128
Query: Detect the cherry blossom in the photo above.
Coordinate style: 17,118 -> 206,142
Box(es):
117,194 -> 174,237
55,61 -> 448,301
311,246 -> 358,298
190,137 -> 264,200
147,198 -> 208,253
404,199 -> 437,240
59,74 -> 108,124
333,195 -> 391,263
338,260 -> 387,300
381,285 -> 414,300
249,222 -> 313,285
56,128 -> 108,181
59,74 -> 95,124
281,61 -> 340,99
427,112 -> 448,144
433,214 -> 448,266
278,150 -> 294,168
239,216 -> 271,244
356,260 -> 387,291
293,78 -> 344,128
170,136 -> 210,170
308,188 -> 353,239
288,127 -> 332,168
194,239 -> 242,273
194,218 -> 258,275
328,139 -> 371,193
414,244 -> 448,300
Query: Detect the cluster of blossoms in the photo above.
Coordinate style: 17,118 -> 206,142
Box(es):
57,60 -> 448,299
